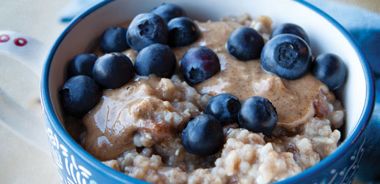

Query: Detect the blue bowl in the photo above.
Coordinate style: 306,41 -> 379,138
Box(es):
41,0 -> 375,183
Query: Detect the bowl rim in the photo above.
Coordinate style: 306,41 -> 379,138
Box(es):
41,0 -> 375,183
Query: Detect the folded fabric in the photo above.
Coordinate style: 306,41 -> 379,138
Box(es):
307,0 -> 380,76
306,1 -> 380,182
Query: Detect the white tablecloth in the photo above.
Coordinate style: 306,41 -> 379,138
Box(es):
0,0 -> 69,183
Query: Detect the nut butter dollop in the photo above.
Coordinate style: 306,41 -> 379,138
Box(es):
83,76 -> 203,160
174,21 -> 332,128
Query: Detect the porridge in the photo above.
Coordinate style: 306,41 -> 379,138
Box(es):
60,3 -> 347,184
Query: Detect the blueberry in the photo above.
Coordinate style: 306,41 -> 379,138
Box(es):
92,53 -> 134,89
238,96 -> 278,136
127,13 -> 168,51
261,34 -> 312,80
180,47 -> 220,85
135,43 -> 176,78
227,27 -> 264,61
68,53 -> 97,77
205,93 -> 241,125
100,27 -> 129,53
181,114 -> 224,156
271,23 -> 310,44
60,75 -> 102,117
168,17 -> 200,47
312,53 -> 347,91
151,3 -> 186,23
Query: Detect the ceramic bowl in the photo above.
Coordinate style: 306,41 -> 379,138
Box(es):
40,0 -> 375,183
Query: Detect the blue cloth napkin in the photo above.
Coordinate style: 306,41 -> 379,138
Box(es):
60,0 -> 380,182
306,1 -> 380,182
307,0 -> 380,76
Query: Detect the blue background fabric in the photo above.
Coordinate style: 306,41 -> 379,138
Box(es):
306,1 -> 380,182
307,0 -> 380,76
60,0 -> 380,182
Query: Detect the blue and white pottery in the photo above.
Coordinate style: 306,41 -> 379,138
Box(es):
0,0 -> 375,183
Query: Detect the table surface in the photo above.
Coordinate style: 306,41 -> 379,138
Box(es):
0,0 -> 68,183
0,0 -> 377,184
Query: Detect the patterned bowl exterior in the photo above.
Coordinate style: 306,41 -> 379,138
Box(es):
44,119 -> 146,184
44,118 -> 367,184
46,126 -> 99,184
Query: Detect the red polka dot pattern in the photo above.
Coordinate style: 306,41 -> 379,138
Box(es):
0,34 -> 10,43
14,37 -> 28,47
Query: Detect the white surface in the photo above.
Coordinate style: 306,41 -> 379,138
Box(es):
0,30 -> 47,76
0,0 -> 69,183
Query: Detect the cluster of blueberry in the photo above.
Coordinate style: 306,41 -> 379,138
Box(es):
60,3 -> 201,117
60,3 -> 224,118
228,22 -> 347,89
59,3 -> 348,156
182,22 -> 347,156
263,24 -> 347,90
182,94 -> 278,156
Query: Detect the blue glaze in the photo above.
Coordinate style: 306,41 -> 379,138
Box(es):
41,0 -> 375,183
276,1 -> 375,183
356,79 -> 380,182
42,1 -> 147,183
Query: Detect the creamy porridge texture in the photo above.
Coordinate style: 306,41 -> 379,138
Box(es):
75,16 -> 345,184
83,75 -> 206,160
